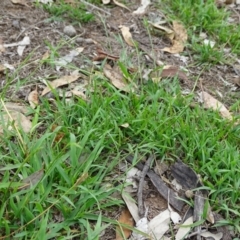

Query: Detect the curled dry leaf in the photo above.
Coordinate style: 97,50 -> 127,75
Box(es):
148,21 -> 174,40
11,0 -> 29,6
41,75 -> 80,96
116,208 -> 134,240
119,25 -> 135,47
103,64 -> 131,92
206,202 -> 215,224
199,91 -> 232,120
0,110 -> 32,134
28,89 -> 39,109
93,49 -> 119,61
113,0 -> 130,11
162,21 -> 188,54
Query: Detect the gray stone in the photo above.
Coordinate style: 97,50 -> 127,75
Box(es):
63,25 -> 77,37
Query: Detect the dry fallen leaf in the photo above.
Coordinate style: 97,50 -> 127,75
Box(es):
120,123 -> 129,128
0,110 -> 32,134
19,169 -> 44,190
93,49 -> 119,61
0,44 -> 5,54
148,210 -> 170,239
11,0 -> 29,6
199,91 -> 232,120
102,0 -> 111,3
0,65 -> 6,73
55,47 -> 84,71
207,204 -> 215,224
119,25 -> 136,47
103,64 -> 131,92
2,102 -> 29,115
41,75 -> 80,96
28,89 -> 39,109
51,124 -> 65,143
116,208 -> 134,240
161,66 -> 188,82
122,191 -> 140,223
162,21 -> 188,54
150,66 -> 188,83
36,0 -> 53,3
42,50 -> 50,60
133,0 -> 150,15
132,217 -> 149,240
17,36 -> 30,56
71,90 -> 87,100
148,21 -> 174,40
175,216 -> 193,240
200,231 -> 223,240
113,0 -> 130,11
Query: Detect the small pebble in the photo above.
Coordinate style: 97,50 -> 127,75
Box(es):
63,25 -> 77,37
76,37 -> 84,43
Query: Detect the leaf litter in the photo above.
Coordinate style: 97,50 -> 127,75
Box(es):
41,74 -> 80,96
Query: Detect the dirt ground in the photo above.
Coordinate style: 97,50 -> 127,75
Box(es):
0,0 -> 239,239
1,0 -> 239,105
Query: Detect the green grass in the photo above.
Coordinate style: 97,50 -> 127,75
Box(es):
1,76 -> 240,237
41,0 -> 95,23
160,0 -> 240,64
1,0 -> 240,238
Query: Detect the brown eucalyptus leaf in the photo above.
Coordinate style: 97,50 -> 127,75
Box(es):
116,208 -> 134,240
162,21 -> 188,54
119,25 -> 135,47
0,110 -> 32,134
200,91 -> 232,120
28,89 -> 39,109
103,64 -> 131,92
41,75 -> 80,96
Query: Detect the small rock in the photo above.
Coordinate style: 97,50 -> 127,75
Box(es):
63,25 -> 77,37
12,20 -> 20,29
76,37 -> 84,43
85,38 -> 94,44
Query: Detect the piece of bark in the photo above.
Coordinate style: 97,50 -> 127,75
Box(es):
170,160 -> 200,189
193,191 -> 205,240
126,155 -> 186,212
138,155 -> 154,217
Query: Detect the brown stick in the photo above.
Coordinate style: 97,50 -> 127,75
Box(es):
137,155 -> 154,217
